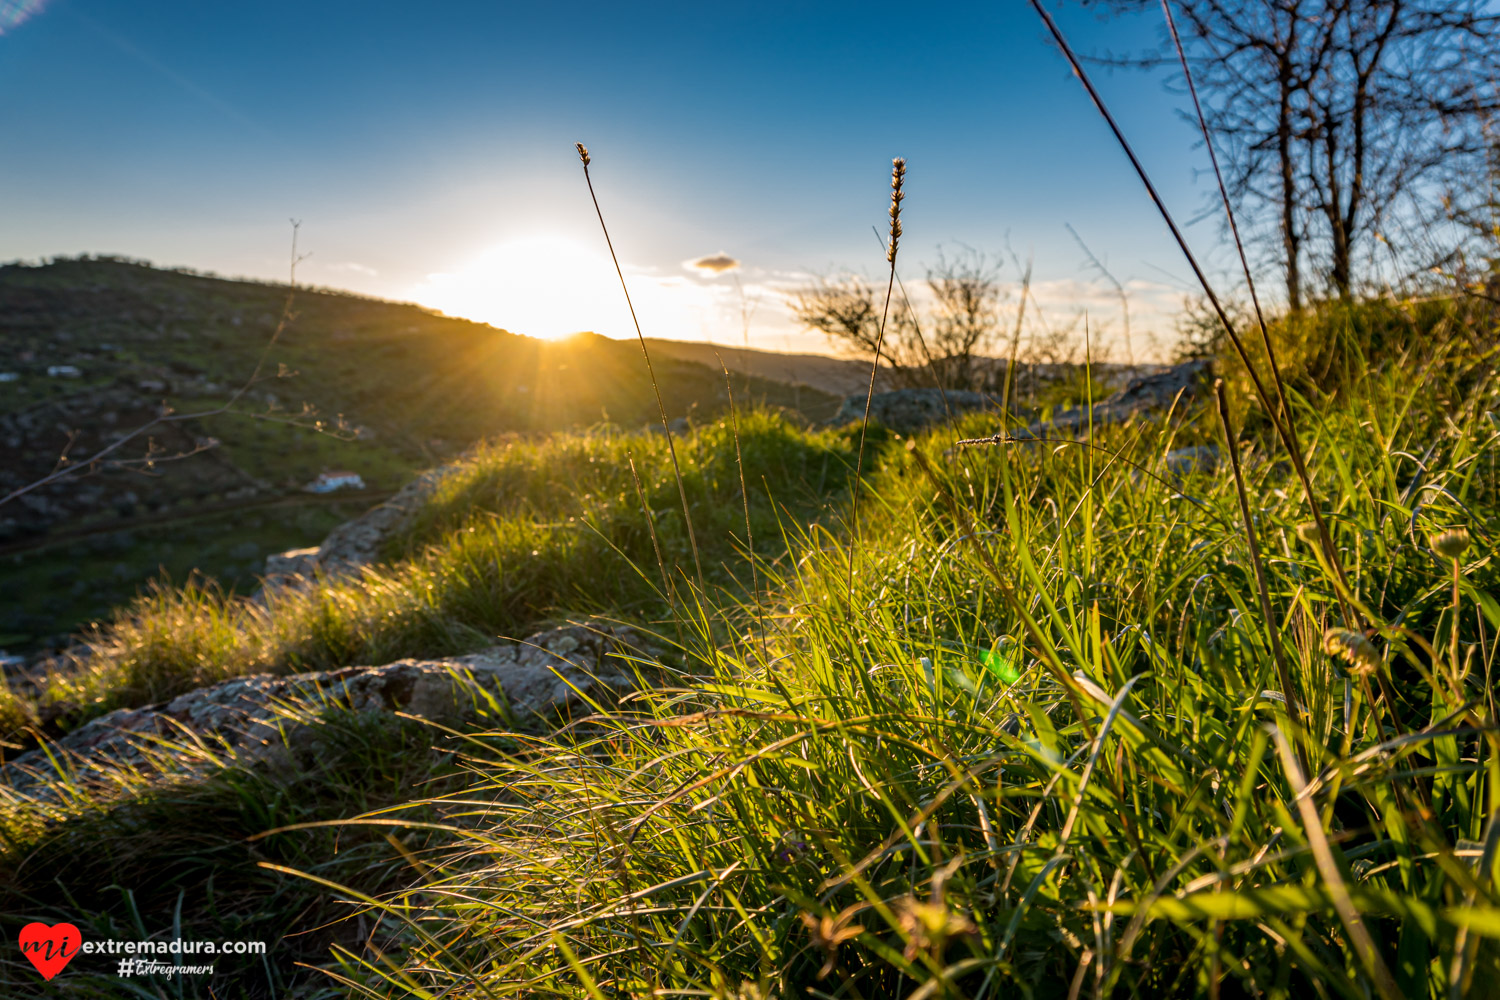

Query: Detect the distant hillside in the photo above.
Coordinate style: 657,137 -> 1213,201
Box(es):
641,339 -> 893,397
0,257 -> 840,651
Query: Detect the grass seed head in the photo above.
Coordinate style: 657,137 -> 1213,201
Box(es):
1322,628 -> 1381,676
1430,526 -> 1471,560
575,142 -> 590,166
886,157 -> 906,263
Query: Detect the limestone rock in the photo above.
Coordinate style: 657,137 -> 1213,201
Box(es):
2,622 -> 660,798
828,388 -> 1005,434
1015,360 -> 1212,439
262,466 -> 458,585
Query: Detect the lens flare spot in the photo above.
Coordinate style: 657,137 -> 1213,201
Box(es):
0,0 -> 50,35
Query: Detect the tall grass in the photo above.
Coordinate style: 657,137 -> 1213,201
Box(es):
249,342 -> 1499,998
3,327 -> 1496,995
0,414 -> 854,746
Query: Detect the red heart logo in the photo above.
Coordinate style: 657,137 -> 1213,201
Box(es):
18,922 -> 82,981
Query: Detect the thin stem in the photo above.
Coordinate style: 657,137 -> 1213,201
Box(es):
577,145 -> 704,592
1028,0 -> 1357,627
715,351 -> 768,664
1159,0 -> 1355,628
847,158 -> 906,607
1215,379 -> 1306,752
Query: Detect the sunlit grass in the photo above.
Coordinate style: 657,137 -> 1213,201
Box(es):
3,318 -> 1498,997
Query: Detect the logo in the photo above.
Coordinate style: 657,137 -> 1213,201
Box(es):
19,922 -> 81,981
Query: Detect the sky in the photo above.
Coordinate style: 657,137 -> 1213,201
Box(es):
0,0 -> 1249,360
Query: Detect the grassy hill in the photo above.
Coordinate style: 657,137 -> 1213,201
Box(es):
1,292 -> 1497,997
0,257 -> 841,650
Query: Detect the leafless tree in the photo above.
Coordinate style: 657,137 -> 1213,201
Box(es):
1095,0 -> 1500,308
926,246 -> 1004,389
788,274 -> 922,383
788,249 -> 1006,390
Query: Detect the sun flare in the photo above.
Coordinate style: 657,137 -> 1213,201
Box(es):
407,235 -> 633,340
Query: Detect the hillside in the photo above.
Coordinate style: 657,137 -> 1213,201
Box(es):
0,257 -> 841,651
1,302 -> 1495,996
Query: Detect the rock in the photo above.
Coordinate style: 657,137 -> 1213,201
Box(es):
1014,360 -> 1212,439
827,388 -> 1005,434
264,547 -> 321,581
1164,446 -> 1219,477
1,622 -> 661,798
262,466 -> 458,586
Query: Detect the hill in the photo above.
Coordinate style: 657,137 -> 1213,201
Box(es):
0,256 -> 840,651
1,309 -> 1494,996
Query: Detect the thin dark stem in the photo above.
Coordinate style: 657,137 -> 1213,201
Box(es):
1028,0 -> 1357,627
628,454 -> 675,613
847,263 -> 898,606
1214,379 -> 1306,756
1160,0 -> 1355,628
847,159 -> 905,606
577,148 -> 704,592
715,351 -> 768,663
867,225 -> 957,430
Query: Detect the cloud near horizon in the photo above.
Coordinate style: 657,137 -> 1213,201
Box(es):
685,252 -> 740,275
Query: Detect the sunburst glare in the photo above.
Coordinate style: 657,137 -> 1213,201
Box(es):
408,235 -> 723,342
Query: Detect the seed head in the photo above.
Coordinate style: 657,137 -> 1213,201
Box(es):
575,142 -> 590,167
1295,522 -> 1320,545
886,157 -> 906,263
1322,628 -> 1381,676
1430,526 -> 1471,560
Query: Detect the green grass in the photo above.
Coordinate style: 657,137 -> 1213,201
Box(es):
0,257 -> 842,650
0,411 -> 855,744
0,709 -> 475,998
289,335 -> 1491,999
2,304 -> 1499,996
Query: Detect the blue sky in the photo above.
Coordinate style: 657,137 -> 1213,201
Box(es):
0,0 -> 1240,357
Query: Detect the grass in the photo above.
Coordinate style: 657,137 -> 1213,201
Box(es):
296,334 -> 1490,998
0,411 -> 856,745
0,708 -> 475,998
0,257 -> 841,649
1,314 -> 1495,996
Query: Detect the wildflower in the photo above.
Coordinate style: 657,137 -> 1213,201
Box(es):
1430,527 -> 1471,560
772,830 -> 810,865
1322,628 -> 1381,676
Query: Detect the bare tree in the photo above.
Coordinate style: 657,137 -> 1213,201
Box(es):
926,246 -> 1004,389
788,274 -> 922,383
788,249 -> 1006,390
1095,0 -> 1500,307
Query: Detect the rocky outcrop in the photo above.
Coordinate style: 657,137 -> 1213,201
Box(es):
2,622 -> 660,798
263,466 -> 458,585
828,388 -> 1006,434
1014,360 -> 1211,439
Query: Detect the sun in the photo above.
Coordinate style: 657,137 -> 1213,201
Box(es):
410,234 -> 736,343
409,235 -> 635,340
